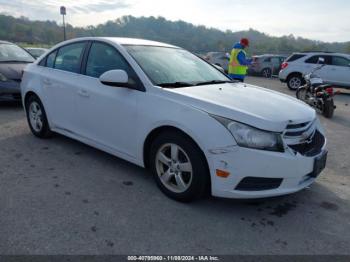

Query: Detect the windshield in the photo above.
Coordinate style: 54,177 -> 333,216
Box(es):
125,45 -> 230,86
0,43 -> 35,62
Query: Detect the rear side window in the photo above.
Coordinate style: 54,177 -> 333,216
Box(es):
286,54 -> 306,62
54,42 -> 86,73
332,56 -> 350,67
264,57 -> 271,62
305,55 -> 331,65
271,57 -> 280,64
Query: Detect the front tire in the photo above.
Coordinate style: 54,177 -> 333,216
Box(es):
296,86 -> 309,101
323,99 -> 335,118
149,131 -> 209,202
25,95 -> 52,138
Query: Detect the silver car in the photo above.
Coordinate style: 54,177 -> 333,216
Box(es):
249,55 -> 286,78
205,52 -> 230,72
279,52 -> 350,90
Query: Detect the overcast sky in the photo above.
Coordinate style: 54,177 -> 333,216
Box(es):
1,0 -> 349,42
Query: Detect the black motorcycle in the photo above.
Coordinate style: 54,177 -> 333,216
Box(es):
296,58 -> 337,118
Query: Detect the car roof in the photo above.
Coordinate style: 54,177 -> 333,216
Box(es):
56,37 -> 179,49
0,40 -> 13,45
293,51 -> 349,57
253,54 -> 286,58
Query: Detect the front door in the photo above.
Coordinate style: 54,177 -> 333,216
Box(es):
328,56 -> 350,87
75,41 -> 144,157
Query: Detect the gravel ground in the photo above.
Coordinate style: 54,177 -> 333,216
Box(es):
0,77 -> 349,255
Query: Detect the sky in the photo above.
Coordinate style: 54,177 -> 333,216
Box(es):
0,0 -> 349,42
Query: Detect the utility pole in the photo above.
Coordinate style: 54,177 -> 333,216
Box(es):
60,6 -> 66,41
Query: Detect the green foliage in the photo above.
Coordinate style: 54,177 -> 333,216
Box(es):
0,14 -> 349,55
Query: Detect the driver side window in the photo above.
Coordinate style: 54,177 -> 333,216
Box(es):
85,42 -> 141,89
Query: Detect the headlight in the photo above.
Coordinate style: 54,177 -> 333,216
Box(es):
211,115 -> 284,152
0,72 -> 8,82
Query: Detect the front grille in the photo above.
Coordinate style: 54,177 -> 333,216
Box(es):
289,130 -> 325,157
235,177 -> 283,191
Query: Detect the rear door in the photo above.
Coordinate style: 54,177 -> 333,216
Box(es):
327,56 -> 350,86
41,41 -> 87,132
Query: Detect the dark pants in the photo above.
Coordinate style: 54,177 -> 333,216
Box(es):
233,78 -> 244,83
228,74 -> 245,83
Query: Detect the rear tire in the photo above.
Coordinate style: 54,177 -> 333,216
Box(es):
149,131 -> 209,202
287,74 -> 304,90
25,95 -> 52,138
323,99 -> 334,118
261,68 -> 272,78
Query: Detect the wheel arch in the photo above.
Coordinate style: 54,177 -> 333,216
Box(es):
24,91 -> 41,109
287,71 -> 303,80
143,125 -> 209,171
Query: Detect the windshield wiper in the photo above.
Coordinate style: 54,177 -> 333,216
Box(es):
193,80 -> 234,86
157,82 -> 195,88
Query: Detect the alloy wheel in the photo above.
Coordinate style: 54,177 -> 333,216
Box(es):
289,77 -> 302,89
155,143 -> 193,193
29,101 -> 43,132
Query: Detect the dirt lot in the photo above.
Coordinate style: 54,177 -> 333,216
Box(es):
0,77 -> 349,255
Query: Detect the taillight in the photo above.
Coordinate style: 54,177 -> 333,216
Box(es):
281,62 -> 288,69
325,87 -> 334,95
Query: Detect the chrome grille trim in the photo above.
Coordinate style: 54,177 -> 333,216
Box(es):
283,119 -> 317,146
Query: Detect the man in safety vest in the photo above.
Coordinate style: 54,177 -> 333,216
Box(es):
228,38 -> 252,82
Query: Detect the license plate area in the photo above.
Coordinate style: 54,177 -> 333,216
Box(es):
310,151 -> 328,178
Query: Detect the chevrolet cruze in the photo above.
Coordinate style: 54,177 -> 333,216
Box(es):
21,37 -> 328,202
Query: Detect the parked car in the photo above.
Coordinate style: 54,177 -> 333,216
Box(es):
248,55 -> 287,78
205,52 -> 230,72
279,52 -> 350,90
25,47 -> 48,59
0,40 -> 35,101
21,37 -> 327,202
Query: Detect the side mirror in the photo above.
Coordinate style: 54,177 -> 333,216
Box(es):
99,70 -> 129,87
318,57 -> 325,64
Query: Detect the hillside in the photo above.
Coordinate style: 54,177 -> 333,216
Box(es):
1,14 -> 349,55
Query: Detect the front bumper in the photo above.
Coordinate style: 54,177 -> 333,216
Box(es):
208,131 -> 326,199
0,81 -> 21,100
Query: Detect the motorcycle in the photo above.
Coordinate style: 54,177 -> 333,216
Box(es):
296,57 -> 337,118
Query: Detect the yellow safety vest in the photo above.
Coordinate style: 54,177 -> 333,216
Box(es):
228,48 -> 248,75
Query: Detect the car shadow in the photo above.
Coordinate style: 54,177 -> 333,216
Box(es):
0,100 -> 22,108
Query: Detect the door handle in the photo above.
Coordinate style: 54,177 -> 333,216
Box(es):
78,89 -> 90,98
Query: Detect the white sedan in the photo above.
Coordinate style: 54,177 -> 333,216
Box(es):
21,37 -> 327,202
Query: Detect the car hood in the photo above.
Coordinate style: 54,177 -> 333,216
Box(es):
0,63 -> 29,80
163,82 -> 316,132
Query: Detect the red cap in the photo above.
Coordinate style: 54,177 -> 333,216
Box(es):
240,38 -> 249,47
